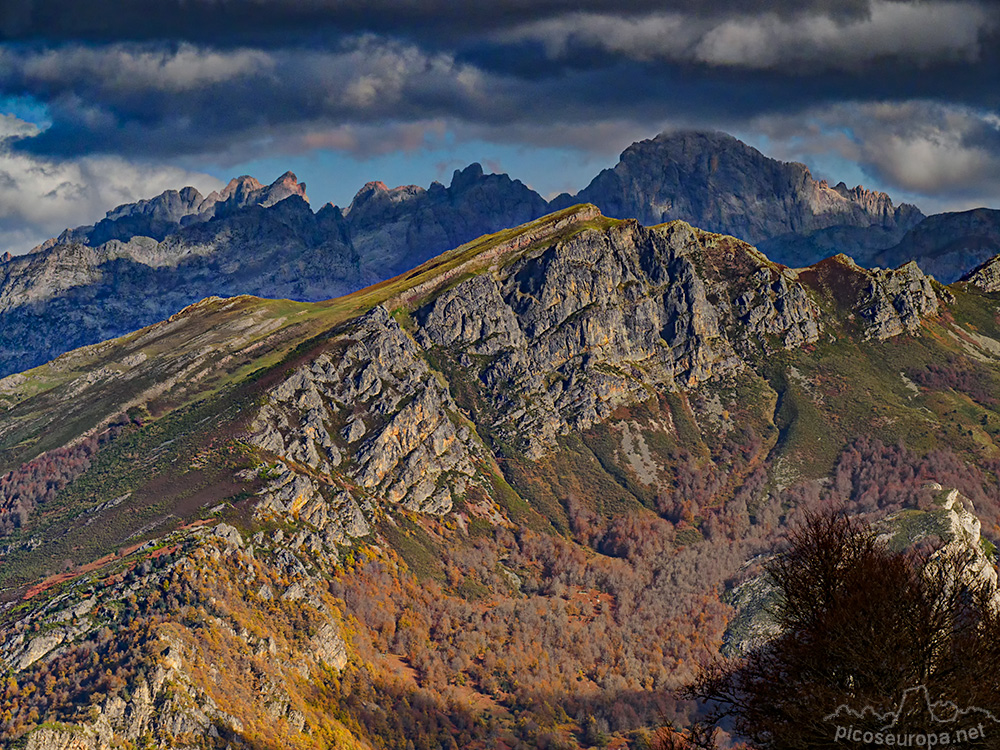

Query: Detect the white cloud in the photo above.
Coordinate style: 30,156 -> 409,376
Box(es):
0,129 -> 223,255
500,1 -> 997,71
0,114 -> 40,139
3,43 -> 272,94
747,101 -> 1000,205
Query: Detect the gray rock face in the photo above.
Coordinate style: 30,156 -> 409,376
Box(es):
960,247 -> 1000,292
413,219 -> 821,458
249,305 -> 481,524
857,260 -> 941,340
553,131 -> 923,249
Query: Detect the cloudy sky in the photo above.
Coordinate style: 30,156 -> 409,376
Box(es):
0,0 -> 998,254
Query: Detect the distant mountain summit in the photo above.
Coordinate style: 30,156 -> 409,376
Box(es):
552,130 -> 924,265
877,207 -> 1000,283
341,162 -> 547,277
41,172 -> 308,251
1,129 -> 998,380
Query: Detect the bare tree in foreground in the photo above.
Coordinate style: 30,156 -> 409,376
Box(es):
683,513 -> 1000,750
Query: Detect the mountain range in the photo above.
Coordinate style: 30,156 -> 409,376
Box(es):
2,129 -> 998,381
2,194 -> 1000,747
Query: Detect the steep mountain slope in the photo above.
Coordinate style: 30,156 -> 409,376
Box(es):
551,130 -> 924,263
3,206 -> 1000,748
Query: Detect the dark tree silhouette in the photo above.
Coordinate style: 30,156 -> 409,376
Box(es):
686,512 -> 1000,750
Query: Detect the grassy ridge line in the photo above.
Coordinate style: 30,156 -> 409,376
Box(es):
0,206 -> 616,590
0,206 -> 606,472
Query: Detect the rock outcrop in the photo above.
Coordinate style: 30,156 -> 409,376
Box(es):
4,522 -> 353,750
798,254 -> 940,339
961,250 -> 1000,292
857,261 -> 940,340
413,217 -> 821,458
250,305 -> 482,520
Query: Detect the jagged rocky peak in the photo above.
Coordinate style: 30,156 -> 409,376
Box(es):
451,161 -> 485,190
40,170 -> 311,252
214,174 -> 265,201
822,179 -> 904,219
211,170 -> 308,210
343,180 -> 424,216
1,251 -> 11,263
103,184 -> 207,223
410,214 -> 821,458
260,170 -> 308,206
559,129 -> 923,246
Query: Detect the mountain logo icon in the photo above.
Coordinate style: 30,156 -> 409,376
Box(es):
825,686 -> 1000,746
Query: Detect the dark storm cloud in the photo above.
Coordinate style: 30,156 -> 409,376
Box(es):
6,30 -> 998,161
0,0 -> 884,45
0,0 -> 998,211
495,1 -> 997,70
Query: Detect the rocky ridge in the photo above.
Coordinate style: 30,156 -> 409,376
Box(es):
413,219 -> 817,458
408,214 -> 939,459
6,129 -> 993,385
46,172 -> 308,250
795,253 -> 942,340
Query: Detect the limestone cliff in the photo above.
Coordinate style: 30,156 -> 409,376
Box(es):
412,218 -> 821,458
